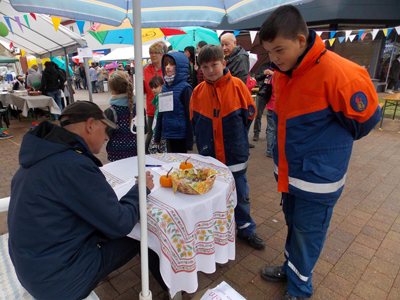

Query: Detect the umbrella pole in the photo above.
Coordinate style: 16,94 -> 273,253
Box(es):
132,0 -> 152,299
63,48 -> 74,103
83,57 -> 93,102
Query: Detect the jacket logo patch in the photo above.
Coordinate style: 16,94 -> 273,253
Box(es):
248,105 -> 255,117
350,92 -> 367,112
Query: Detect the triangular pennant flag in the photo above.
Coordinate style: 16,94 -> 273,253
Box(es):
216,30 -> 224,38
123,62 -> 127,67
322,39 -> 327,43
361,32 -> 368,41
233,30 -> 241,37
329,38 -> 335,46
372,29 -> 379,40
330,31 -> 337,39
51,17 -> 61,32
349,34 -> 356,42
316,31 -> 323,37
249,31 -> 257,44
9,42 -> 13,49
358,30 -> 364,40
15,16 -> 23,32
20,49 -> 26,57
75,20 -> 85,35
382,29 -> 388,37
338,37 -> 345,43
23,15 -> 30,29
395,26 -> 400,35
30,13 -> 36,21
345,30 -> 351,41
385,28 -> 393,38
4,17 -> 13,34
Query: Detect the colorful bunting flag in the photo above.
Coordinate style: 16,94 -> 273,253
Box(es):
396,26 -> 400,35
216,30 -> 224,38
316,31 -> 323,37
338,37 -> 345,43
358,30 -> 364,40
383,28 -> 392,38
30,13 -> 36,21
9,42 -> 13,49
372,29 -> 379,40
349,34 -> 356,42
4,16 -> 13,34
123,62 -> 127,67
15,16 -> 23,32
75,20 -> 85,35
233,30 -> 241,37
23,15 -> 30,29
345,30 -> 351,41
330,31 -> 337,39
360,32 -> 368,41
20,49 -> 26,57
249,31 -> 257,44
329,38 -> 335,46
51,17 -> 61,32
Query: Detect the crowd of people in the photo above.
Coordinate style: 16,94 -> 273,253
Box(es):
6,5 -> 383,300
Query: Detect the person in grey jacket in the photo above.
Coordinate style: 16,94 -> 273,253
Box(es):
26,66 -> 42,90
220,32 -> 250,84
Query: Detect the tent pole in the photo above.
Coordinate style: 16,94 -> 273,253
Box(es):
132,0 -> 151,299
83,57 -> 93,102
64,48 -> 74,103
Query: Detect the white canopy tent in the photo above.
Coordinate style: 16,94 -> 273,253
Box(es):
0,0 -> 87,58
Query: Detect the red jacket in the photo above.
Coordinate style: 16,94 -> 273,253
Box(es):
143,64 -> 163,117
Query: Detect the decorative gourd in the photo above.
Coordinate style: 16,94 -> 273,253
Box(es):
180,157 -> 194,170
160,167 -> 173,188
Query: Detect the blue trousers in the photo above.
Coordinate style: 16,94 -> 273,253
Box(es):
281,193 -> 336,298
47,90 -> 62,120
77,237 -> 167,299
234,174 -> 256,236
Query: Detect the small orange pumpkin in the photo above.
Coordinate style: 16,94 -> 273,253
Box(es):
180,157 -> 194,170
160,167 -> 173,188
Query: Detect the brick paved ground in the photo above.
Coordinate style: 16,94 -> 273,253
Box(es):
1,90 -> 400,299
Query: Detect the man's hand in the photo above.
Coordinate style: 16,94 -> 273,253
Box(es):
135,171 -> 155,190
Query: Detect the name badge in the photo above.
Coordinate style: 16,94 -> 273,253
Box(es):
159,91 -> 174,112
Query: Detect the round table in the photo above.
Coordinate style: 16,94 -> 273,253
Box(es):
100,153 -> 237,297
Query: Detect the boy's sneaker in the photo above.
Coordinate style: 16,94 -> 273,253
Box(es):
282,291 -> 307,300
237,233 -> 265,249
261,266 -> 287,282
0,131 -> 13,139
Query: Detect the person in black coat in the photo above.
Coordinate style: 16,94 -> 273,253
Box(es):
387,54 -> 400,93
40,62 -> 65,119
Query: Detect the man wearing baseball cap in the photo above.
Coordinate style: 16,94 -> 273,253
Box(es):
8,101 -> 168,299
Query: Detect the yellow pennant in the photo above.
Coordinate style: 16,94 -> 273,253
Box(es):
20,49 -> 26,57
329,38 -> 336,46
382,29 -> 388,37
51,17 -> 61,32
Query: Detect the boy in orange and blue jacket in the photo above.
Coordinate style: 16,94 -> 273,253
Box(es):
258,5 -> 381,300
190,45 -> 265,250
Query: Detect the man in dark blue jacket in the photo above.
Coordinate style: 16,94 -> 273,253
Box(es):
8,101 -> 167,300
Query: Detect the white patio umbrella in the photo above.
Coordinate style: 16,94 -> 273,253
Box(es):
10,1 -> 312,299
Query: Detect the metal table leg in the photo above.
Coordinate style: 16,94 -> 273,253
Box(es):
393,101 -> 399,121
379,100 -> 387,129
48,106 -> 53,122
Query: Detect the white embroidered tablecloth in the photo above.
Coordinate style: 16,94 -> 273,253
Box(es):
101,153 -> 237,297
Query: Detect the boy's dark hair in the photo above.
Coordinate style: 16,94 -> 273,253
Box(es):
198,45 -> 224,66
259,5 -> 308,43
197,41 -> 207,49
149,75 -> 164,88
163,55 -> 176,69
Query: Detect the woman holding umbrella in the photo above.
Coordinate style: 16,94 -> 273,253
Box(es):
143,41 -> 167,154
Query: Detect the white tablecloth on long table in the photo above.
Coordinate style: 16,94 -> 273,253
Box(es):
0,92 -> 61,117
101,153 -> 237,297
